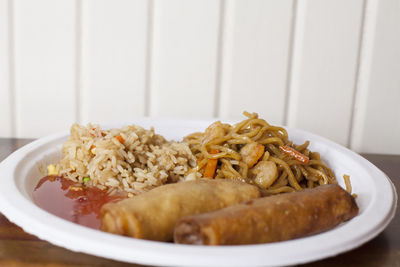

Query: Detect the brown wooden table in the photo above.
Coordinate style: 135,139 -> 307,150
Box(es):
0,138 -> 398,267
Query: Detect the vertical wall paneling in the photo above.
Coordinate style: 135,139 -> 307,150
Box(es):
0,0 -> 12,136
350,0 -> 400,154
149,0 -> 221,118
219,0 -> 294,125
13,0 -> 76,138
2,0 -> 400,154
286,0 -> 364,146
81,0 -> 148,124
144,0 -> 154,117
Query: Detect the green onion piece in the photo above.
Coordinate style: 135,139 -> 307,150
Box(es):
83,177 -> 90,183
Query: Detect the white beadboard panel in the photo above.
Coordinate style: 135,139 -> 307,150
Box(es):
351,0 -> 400,154
150,0 -> 221,118
0,0 -> 12,137
13,0 -> 76,138
219,0 -> 294,125
287,0 -> 364,146
81,0 -> 148,124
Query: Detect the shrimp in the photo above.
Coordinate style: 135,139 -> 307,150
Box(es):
201,121 -> 226,144
250,161 -> 278,189
240,142 -> 264,168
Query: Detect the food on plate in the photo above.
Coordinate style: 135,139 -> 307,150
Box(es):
35,111 -> 357,245
174,184 -> 358,245
184,111 -> 338,194
48,111 -> 339,199
100,179 -> 260,241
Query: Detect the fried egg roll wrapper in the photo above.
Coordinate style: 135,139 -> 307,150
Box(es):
174,184 -> 358,245
100,179 -> 260,241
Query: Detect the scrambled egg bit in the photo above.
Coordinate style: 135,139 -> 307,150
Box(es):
47,164 -> 58,176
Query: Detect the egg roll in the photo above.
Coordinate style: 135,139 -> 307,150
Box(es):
100,179 -> 260,241
174,184 -> 358,245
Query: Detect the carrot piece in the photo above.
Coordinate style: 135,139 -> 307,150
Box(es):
203,149 -> 219,178
197,156 -> 204,166
279,145 -> 309,164
90,128 -> 105,137
116,135 -> 125,144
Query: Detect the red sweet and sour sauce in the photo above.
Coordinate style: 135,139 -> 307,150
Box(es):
33,176 -> 127,229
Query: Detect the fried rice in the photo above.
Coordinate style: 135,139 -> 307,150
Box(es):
54,123 -> 199,196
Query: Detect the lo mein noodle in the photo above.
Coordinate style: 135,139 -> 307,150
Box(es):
184,112 -> 339,195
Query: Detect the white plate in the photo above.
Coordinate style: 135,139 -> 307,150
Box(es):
0,118 -> 397,267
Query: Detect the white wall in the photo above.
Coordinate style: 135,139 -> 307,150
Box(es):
0,0 -> 399,154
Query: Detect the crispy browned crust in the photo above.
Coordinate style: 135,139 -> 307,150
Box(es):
174,184 -> 358,245
100,179 -> 260,241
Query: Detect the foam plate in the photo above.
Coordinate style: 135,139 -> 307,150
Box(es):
0,118 -> 397,266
